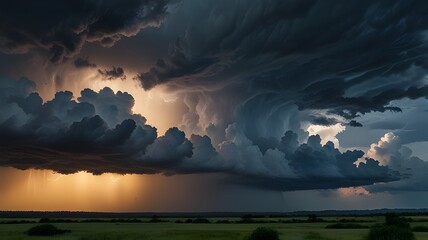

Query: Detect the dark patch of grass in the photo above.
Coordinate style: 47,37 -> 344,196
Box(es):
305,232 -> 334,240
325,223 -> 368,229
338,218 -> 373,223
367,225 -> 414,240
412,225 -> 428,232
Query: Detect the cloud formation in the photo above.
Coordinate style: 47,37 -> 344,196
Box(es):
365,132 -> 428,192
135,0 -> 428,143
0,0 -> 175,63
98,66 -> 127,80
0,77 -> 401,190
1,1 -> 428,194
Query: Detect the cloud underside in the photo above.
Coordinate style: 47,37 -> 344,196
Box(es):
136,0 -> 428,124
0,0 -> 173,63
0,77 -> 402,191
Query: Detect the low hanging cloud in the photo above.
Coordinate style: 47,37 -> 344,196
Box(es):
0,77 -> 402,191
98,66 -> 127,80
0,0 -> 175,63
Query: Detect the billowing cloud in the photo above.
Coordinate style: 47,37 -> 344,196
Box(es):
0,77 -> 400,190
0,0 -> 175,63
365,132 -> 428,192
134,0 -> 428,147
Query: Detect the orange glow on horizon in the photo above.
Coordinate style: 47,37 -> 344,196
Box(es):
0,168 -> 145,212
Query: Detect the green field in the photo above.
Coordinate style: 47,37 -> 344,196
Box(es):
0,217 -> 428,240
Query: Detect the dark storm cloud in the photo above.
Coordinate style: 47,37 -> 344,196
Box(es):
2,0 -> 428,192
0,0 -> 175,63
135,39 -> 218,90
98,66 -> 127,80
74,57 -> 97,68
0,77 -> 401,190
137,0 -> 428,134
0,77 -> 162,174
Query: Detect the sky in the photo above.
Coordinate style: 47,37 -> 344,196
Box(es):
1,0 -> 428,212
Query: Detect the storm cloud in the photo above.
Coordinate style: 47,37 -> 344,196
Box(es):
135,0 -> 428,144
0,0 -> 175,63
1,0 -> 428,194
0,77 -> 400,190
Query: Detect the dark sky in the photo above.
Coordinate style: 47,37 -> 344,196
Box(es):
1,0 -> 428,211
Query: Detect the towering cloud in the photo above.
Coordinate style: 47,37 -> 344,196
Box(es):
366,133 -> 428,192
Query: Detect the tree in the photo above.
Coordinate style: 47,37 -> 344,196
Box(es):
248,227 -> 279,240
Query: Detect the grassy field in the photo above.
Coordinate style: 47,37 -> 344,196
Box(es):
0,217 -> 428,240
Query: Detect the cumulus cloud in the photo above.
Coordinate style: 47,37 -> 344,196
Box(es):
98,66 -> 127,80
0,77 -> 159,174
142,127 -> 193,167
0,0 -> 175,63
0,77 -> 401,190
365,132 -> 428,192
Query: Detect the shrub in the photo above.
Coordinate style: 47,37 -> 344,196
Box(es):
385,213 -> 410,229
238,217 -> 255,223
192,218 -> 210,223
307,214 -> 325,222
248,227 -> 279,240
149,215 -> 166,223
367,225 -> 414,240
39,218 -> 50,223
26,224 -> 71,236
412,225 -> 428,232
184,218 -> 193,223
216,219 -> 231,224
